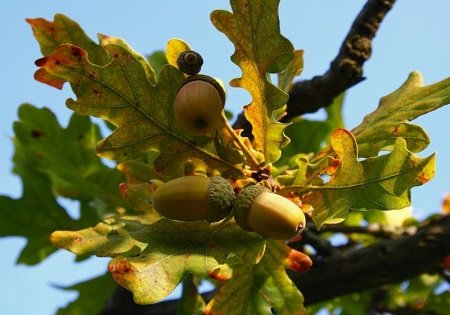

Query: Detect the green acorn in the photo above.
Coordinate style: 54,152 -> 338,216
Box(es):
152,176 -> 235,222
233,185 -> 306,240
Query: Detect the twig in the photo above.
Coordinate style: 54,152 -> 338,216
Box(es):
233,0 -> 397,131
220,111 -> 262,170
318,222 -> 417,238
290,223 -> 338,257
291,215 -> 450,305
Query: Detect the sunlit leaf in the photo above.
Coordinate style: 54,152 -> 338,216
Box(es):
27,14 -> 110,89
281,129 -> 435,228
50,214 -> 154,257
98,34 -> 157,84
34,40 -> 244,177
211,0 -> 294,164
205,241 -> 307,315
117,158 -> 162,184
108,218 -> 266,304
353,72 -> 450,157
118,181 -> 163,214
166,38 -> 191,68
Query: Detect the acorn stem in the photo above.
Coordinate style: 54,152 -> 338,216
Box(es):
220,112 -> 262,171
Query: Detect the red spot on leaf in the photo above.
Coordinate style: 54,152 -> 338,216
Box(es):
92,88 -> 103,97
109,259 -> 134,274
331,128 -> 347,137
31,129 -> 44,138
118,182 -> 128,199
208,269 -> 231,281
391,126 -> 399,134
443,254 -> 450,271
417,173 -> 430,184
325,158 -> 340,175
285,249 -> 312,273
71,46 -> 82,57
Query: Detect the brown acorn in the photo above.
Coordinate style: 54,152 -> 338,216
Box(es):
173,75 -> 226,136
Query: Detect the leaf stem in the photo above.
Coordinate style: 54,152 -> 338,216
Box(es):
220,112 -> 262,171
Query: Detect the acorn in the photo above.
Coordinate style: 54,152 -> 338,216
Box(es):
152,176 -> 235,222
233,185 -> 306,240
176,50 -> 203,75
173,74 -> 226,136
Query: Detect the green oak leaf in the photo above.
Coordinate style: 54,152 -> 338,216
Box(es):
0,167 -> 75,265
118,157 -> 162,184
278,94 -> 345,167
98,34 -> 157,84
352,71 -> 450,157
0,104 -> 123,264
118,181 -> 162,214
33,40 -> 244,177
278,49 -> 304,92
176,274 -> 206,315
108,218 -> 266,304
148,50 -> 168,79
55,273 -> 116,315
50,214 -> 154,257
13,104 -> 125,217
211,0 -> 294,164
205,241 -> 306,315
281,129 -> 435,228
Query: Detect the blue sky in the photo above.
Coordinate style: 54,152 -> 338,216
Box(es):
1,1 -> 449,314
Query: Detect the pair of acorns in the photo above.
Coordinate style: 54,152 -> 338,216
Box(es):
152,176 -> 306,240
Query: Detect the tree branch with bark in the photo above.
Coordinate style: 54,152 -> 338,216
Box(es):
99,215 -> 450,314
233,0 -> 396,131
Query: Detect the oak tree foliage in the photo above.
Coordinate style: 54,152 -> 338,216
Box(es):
1,1 -> 449,314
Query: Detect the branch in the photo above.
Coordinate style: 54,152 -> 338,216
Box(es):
232,0 -> 396,131
317,222 -> 417,238
291,215 -> 450,305
99,215 -> 450,314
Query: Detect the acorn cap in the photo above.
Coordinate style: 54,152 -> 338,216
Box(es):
177,50 -> 203,75
233,184 -> 268,231
207,176 -> 236,222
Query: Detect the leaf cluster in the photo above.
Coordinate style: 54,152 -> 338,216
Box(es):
1,0 -> 449,314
